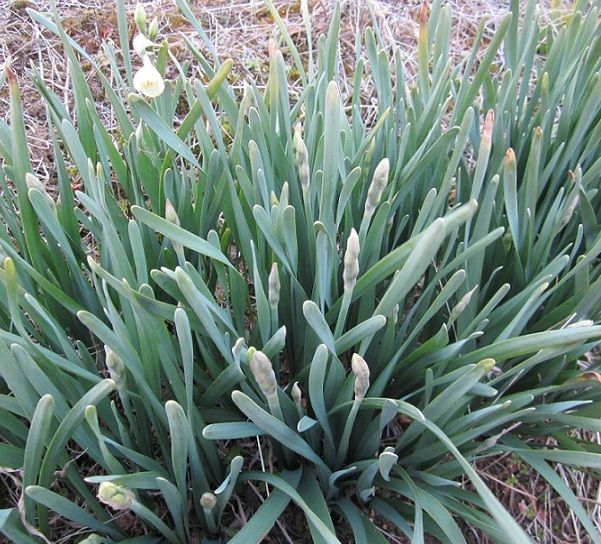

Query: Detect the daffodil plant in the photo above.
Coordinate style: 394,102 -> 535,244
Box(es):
0,0 -> 600,543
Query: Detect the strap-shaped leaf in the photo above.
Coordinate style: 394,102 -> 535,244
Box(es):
26,486 -> 123,539
23,395 -> 55,523
232,391 -> 331,476
129,94 -> 200,167
131,206 -> 231,267
227,470 -> 301,544
241,470 -> 340,544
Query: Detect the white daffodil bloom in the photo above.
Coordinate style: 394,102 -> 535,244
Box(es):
132,33 -> 156,57
133,56 -> 165,98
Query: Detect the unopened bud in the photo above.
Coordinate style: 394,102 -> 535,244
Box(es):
291,382 -> 302,406
481,109 -> 494,149
134,3 -> 147,33
165,199 -> 180,226
567,319 -> 594,328
250,350 -> 277,399
343,229 -> 360,291
148,17 -> 159,41
268,263 -> 280,309
448,286 -> 478,324
364,158 -> 389,219
232,337 -> 245,360
504,148 -> 516,168
200,492 -> 217,510
351,353 -> 370,401
418,1 -> 429,50
105,346 -> 127,391
97,481 -> 134,510
78,535 -> 103,544
419,1 -> 430,27
578,371 -> 601,383
477,358 -> 496,373
294,125 -> 310,191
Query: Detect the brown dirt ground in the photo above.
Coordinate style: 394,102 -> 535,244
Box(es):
1,0 -> 599,542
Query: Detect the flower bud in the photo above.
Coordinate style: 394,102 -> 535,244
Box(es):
343,228 -> 360,292
200,492 -> 217,510
133,55 -> 165,98
504,148 -> 516,169
578,371 -> 601,383
97,481 -> 134,510
165,199 -> 180,226
477,358 -> 496,373
448,285 -> 478,324
268,263 -> 280,309
78,535 -> 103,544
351,353 -> 370,401
250,350 -> 277,399
232,337 -> 245,361
364,158 -> 389,219
105,346 -> 126,391
567,319 -> 594,328
481,109 -> 494,150
419,1 -> 429,28
132,33 -> 156,57
294,124 -> 310,191
148,17 -> 159,41
291,382 -> 302,406
134,3 -> 147,33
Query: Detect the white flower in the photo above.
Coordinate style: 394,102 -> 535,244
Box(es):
132,33 -> 156,57
133,56 -> 165,98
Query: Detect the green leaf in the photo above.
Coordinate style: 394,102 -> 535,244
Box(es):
131,206 -> 232,267
25,486 -> 123,539
128,94 -> 201,167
